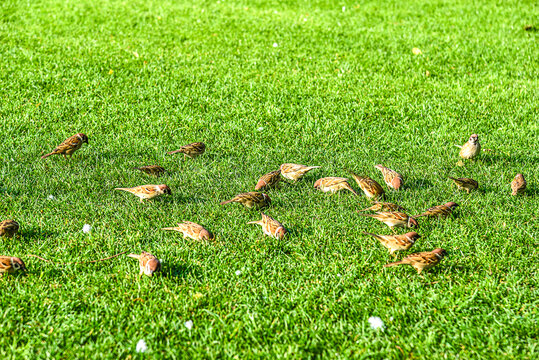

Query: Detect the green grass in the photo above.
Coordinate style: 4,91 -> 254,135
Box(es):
1,0 -> 538,358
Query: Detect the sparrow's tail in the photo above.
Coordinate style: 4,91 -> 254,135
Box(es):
346,185 -> 359,196
362,232 -> 380,239
247,220 -> 262,225
219,199 -> 234,205
161,227 -> 179,231
41,152 -> 55,159
114,188 -> 130,192
127,254 -> 140,259
454,145 -> 463,148
384,260 -> 406,268
357,214 -> 375,218
306,166 -> 321,170
167,149 -> 182,155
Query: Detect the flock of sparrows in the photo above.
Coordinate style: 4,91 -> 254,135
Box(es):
0,133 -> 530,277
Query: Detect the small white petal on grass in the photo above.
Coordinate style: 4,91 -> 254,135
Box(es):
368,316 -> 385,330
342,6 -> 346,12
185,320 -> 193,330
48,195 -> 56,200
390,317 -> 394,321
412,47 -> 422,55
337,273 -> 342,277
133,51 -> 139,58
273,43 -> 278,48
257,126 -> 264,131
136,339 -> 147,353
235,270 -> 242,276
82,224 -> 92,233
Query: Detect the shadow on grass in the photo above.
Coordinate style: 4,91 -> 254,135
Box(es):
405,178 -> 433,190
163,263 -> 200,279
21,228 -> 57,241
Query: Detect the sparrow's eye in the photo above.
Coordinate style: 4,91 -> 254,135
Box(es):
13,263 -> 20,269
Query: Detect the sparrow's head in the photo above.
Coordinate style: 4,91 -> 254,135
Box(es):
514,173 -> 525,181
405,232 -> 421,242
469,134 -> 479,144
262,193 -> 271,205
313,179 -> 322,189
408,217 -> 419,228
276,227 -> 288,240
255,179 -> 267,190
144,258 -> 161,276
374,164 -> 384,170
445,202 -> 459,209
11,257 -> 27,272
77,133 -> 89,144
158,185 -> 172,195
432,248 -> 447,258
200,229 -> 215,241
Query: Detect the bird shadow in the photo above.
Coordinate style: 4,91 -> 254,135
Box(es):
163,263 -> 200,279
20,228 -> 57,241
405,178 -> 433,190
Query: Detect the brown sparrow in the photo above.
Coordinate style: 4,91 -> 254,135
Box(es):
459,134 -> 481,159
448,177 -> 478,193
127,251 -> 161,277
0,219 -> 19,238
220,192 -> 271,209
167,142 -> 206,159
0,256 -> 27,275
280,163 -> 321,181
41,133 -> 89,159
511,174 -> 527,196
134,165 -> 166,178
374,165 -> 403,190
415,202 -> 458,218
115,184 -> 172,202
364,231 -> 420,256
255,170 -> 281,190
314,177 -> 358,196
359,212 -> 419,229
162,221 -> 214,241
247,212 -> 287,240
384,248 -> 447,274
359,202 -> 406,212
349,172 -> 385,199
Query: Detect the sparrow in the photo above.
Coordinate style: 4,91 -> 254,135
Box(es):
0,256 -> 27,275
41,133 -> 89,159
359,212 -> 419,229
458,134 -> 481,159
314,177 -> 358,196
384,248 -> 447,274
115,184 -> 172,202
364,231 -> 420,256
359,202 -> 406,212
415,202 -> 459,218
0,219 -> 19,238
220,192 -> 271,209
448,177 -> 478,193
349,171 -> 385,199
247,212 -> 287,240
134,165 -> 166,178
127,251 -> 161,277
280,163 -> 321,181
374,165 -> 403,190
255,170 -> 281,190
511,174 -> 527,196
162,221 -> 214,241
167,142 -> 206,159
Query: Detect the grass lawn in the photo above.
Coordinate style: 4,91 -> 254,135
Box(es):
1,0 -> 538,358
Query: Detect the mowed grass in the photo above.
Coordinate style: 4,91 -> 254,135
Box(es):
1,0 -> 538,358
